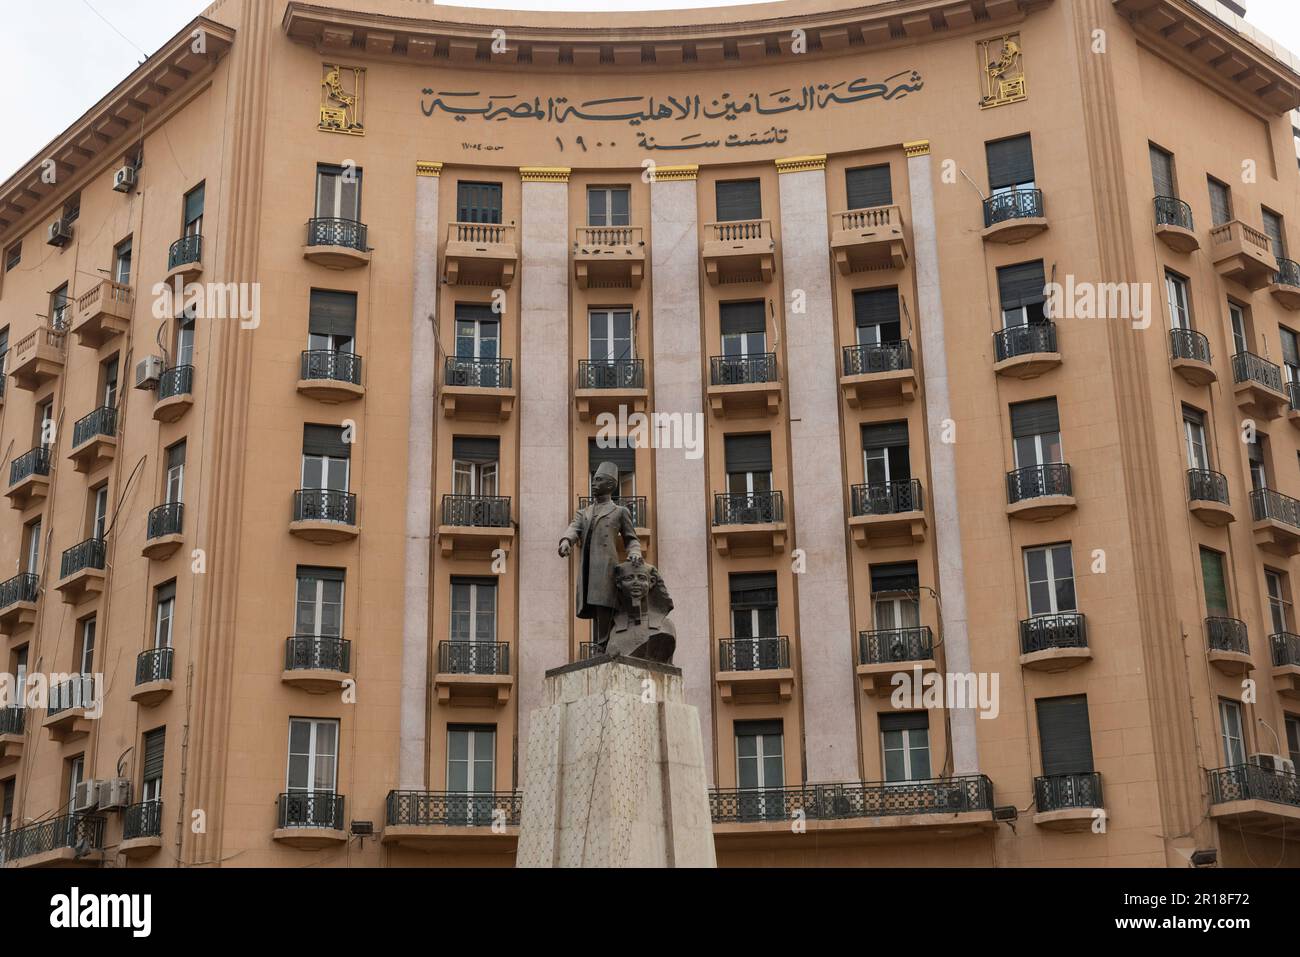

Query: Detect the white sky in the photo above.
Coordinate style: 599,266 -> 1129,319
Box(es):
0,0 -> 1298,183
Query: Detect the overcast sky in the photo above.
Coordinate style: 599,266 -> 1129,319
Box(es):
0,0 -> 1297,182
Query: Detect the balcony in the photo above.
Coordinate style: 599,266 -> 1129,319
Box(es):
579,495 -> 649,540
444,222 -> 517,287
165,234 -> 203,283
273,792 -> 346,848
849,480 -> 926,546
701,219 -> 775,285
573,225 -> 645,288
142,502 -> 184,560
1231,352 -> 1287,419
1290,383 -> 1300,429
68,407 -> 117,474
981,189 -> 1047,244
55,538 -> 106,605
1205,617 -> 1253,675
830,205 -> 907,273
6,447 -> 51,510
574,359 -> 647,421
1270,632 -> 1300,698
382,790 -> 521,853
120,801 -> 163,859
1152,196 -> 1199,253
993,322 -> 1060,378
0,707 -> 24,762
42,675 -> 94,742
303,217 -> 370,269
154,365 -> 194,423
434,640 -> 513,706
298,351 -> 364,403
1169,329 -> 1216,386
290,488 -> 359,544
708,776 -> 996,841
131,647 -> 174,707
71,280 -> 132,348
715,636 -> 793,703
839,342 -> 916,406
1033,771 -> 1102,831
0,573 -> 39,632
1210,220 -> 1277,291
1187,469 -> 1233,527
1208,764 -> 1300,837
707,354 -> 781,418
282,635 -> 352,693
8,325 -> 66,392
441,357 -> 514,420
1005,463 -> 1076,521
438,494 -> 514,558
1019,613 -> 1090,671
1268,258 -> 1300,310
1250,487 -> 1300,556
856,627 -> 936,696
710,491 -> 786,556
0,814 -> 105,868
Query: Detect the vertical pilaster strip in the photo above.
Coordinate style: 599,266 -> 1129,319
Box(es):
516,166 -> 572,781
775,155 -> 860,783
649,164 -> 714,783
399,161 -> 441,789
906,140 -> 979,774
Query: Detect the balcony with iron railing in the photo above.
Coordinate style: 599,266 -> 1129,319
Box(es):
840,341 -> 916,406
131,647 -> 174,708
1033,771 -> 1102,830
1289,381 -> 1300,425
68,406 -> 118,474
303,217 -> 371,269
856,626 -> 936,695
438,494 -> 514,558
993,321 -> 1060,378
55,538 -> 106,605
1210,220 -> 1277,290
1019,612 -> 1090,671
72,279 -> 133,348
42,674 -> 95,741
120,801 -> 164,858
166,234 -> 203,279
573,224 -> 645,288
1269,256 -> 1300,309
273,792 -> 347,848
154,364 -> 194,423
444,221 -> 518,287
282,635 -> 352,692
441,356 -> 515,419
1169,328 -> 1216,386
716,636 -> 793,702
830,204 -> 907,273
298,350 -> 364,403
1152,195 -> 1199,253
383,790 -> 522,851
1270,631 -> 1300,699
575,359 -> 647,421
290,488 -> 359,544
848,479 -> 926,546
5,446 -> 51,510
711,491 -> 786,556
1231,351 -> 1287,419
701,219 -> 775,284
1250,486 -> 1300,556
1,814 -> 105,868
8,324 -> 66,392
1207,764 -> 1300,835
982,188 -> 1046,243
1005,463 -> 1075,520
434,640 -> 513,706
1186,468 -> 1233,527
142,502 -> 184,561
0,573 -> 39,632
0,706 -> 23,762
1205,616 -> 1253,675
707,353 -> 781,417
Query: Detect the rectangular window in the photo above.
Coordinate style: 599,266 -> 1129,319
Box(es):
1182,406 -> 1208,470
450,578 -> 497,644
141,727 -> 165,803
308,290 -> 357,354
63,193 -> 81,225
456,181 -> 502,224
1200,548 -> 1230,618
587,186 -> 630,227
302,426 -> 350,491
1247,434 -> 1267,491
719,300 -> 766,357
183,183 -> 205,235
1024,543 -> 1076,617
1037,695 -> 1094,776
113,237 -> 132,286
735,720 -> 784,819
997,261 -> 1047,328
715,179 -> 762,222
1266,570 -> 1292,636
881,712 -> 930,782
314,164 -> 362,221
77,617 -> 95,674
985,134 -> 1035,192
36,399 -> 53,450
51,284 -> 70,330
3,243 -> 19,272
287,717 -> 338,794
23,519 -> 40,575
447,725 -> 495,794
1009,398 -> 1062,468
101,356 -> 120,409
588,308 -> 633,361
1207,177 -> 1232,227
1262,207 -> 1286,260
165,441 -> 186,504
1,779 -> 13,852
153,581 -> 176,649
0,328 -> 8,377
729,572 -> 778,639
1164,271 -> 1191,330
1219,698 -> 1245,767
853,287 -> 902,345
1149,143 -> 1175,198
1281,327 -> 1300,385
174,311 -> 195,368
453,303 -> 500,365
845,164 -> 892,210
451,436 -> 499,497
871,560 -> 920,631
295,567 -> 344,638
723,433 -> 772,495
861,421 -> 911,487
1228,301 -> 1249,356
1286,714 -> 1299,769
90,485 -> 109,541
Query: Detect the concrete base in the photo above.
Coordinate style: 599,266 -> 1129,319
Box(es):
517,657 -> 717,868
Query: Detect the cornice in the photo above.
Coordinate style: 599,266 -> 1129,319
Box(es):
519,166 -> 571,182
775,154 -> 827,173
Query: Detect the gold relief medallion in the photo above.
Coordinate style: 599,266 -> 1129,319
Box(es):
320,64 -> 365,135
978,34 -> 1026,109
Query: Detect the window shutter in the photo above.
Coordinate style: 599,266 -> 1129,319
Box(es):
1181,406 -> 1204,429
155,581 -> 176,604
1036,696 -> 1094,775
729,572 -> 777,609
861,421 -> 910,449
1263,209 -> 1287,259
1010,398 -> 1060,437
184,185 -> 205,225
853,287 -> 901,327
724,433 -> 772,473
166,442 -> 186,469
870,562 -> 918,594
1247,437 -> 1264,466
1282,327 -> 1300,368
142,728 -> 166,782
715,180 -> 762,221
997,261 -> 1047,309
308,290 -> 357,338
297,565 -> 345,583
587,437 -> 635,475
845,165 -> 892,209
451,436 -> 499,464
456,182 -> 503,224
735,719 -> 782,738
719,300 -> 766,336
985,135 -> 1035,190
880,712 -> 929,733
303,424 -> 350,459
1149,145 -> 1175,198
1200,548 -> 1229,617
1207,179 -> 1232,226
455,302 -> 498,323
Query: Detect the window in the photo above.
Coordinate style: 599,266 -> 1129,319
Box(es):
67,755 -> 85,813
456,181 -> 502,224
63,193 -> 81,226
1200,548 -> 1230,618
587,186 -> 629,227
1164,271 -> 1191,330
447,725 -> 495,794
862,421 -> 911,487
1262,207 -> 1286,261
175,311 -> 195,368
1010,398 -> 1063,468
450,579 -> 497,647
1,779 -> 12,855
101,356 -> 119,409
295,567 -> 343,638
153,582 -> 176,649
586,438 -> 635,500
77,617 -> 95,674
735,720 -> 783,818
588,308 -> 633,361
715,179 -> 762,222
141,728 -> 165,803
113,237 -> 132,286
997,261 -> 1048,329
1037,695 -> 1094,776
985,134 -> 1035,193
451,436 -> 499,497
853,287 -> 902,346
1266,570 -> 1293,636
308,290 -> 356,355
314,163 -> 362,221
871,562 -> 919,630
302,426 -> 350,491
723,433 -> 772,495
729,572 -> 777,639
1182,406 -> 1209,470
881,713 -> 930,782
1228,301 -> 1249,355
90,485 -> 109,541
183,183 -> 205,236
23,519 -> 40,575
1207,177 -> 1232,227
1247,434 -> 1268,491
0,328 -> 8,377
1149,143 -> 1176,198
50,284 -> 70,330
845,164 -> 892,210
36,399 -> 53,450
1024,544 -> 1076,617
3,243 -> 19,272
720,300 -> 766,357
1219,699 -> 1245,767
454,302 -> 499,361
165,442 -> 185,504
1286,714 -> 1299,769
1281,327 -> 1300,389
287,718 -> 338,795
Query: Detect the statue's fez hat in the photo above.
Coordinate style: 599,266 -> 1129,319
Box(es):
593,461 -> 620,481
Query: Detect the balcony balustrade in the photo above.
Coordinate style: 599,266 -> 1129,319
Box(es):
1,814 -> 104,867
290,489 -> 359,544
1033,771 -> 1103,830
856,626 -> 936,695
848,479 -> 925,545
441,356 -> 514,419
573,225 -> 645,288
71,280 -> 133,348
1250,487 -> 1300,556
154,365 -> 194,423
8,325 -> 66,392
707,353 -> 780,417
1269,257 -> 1300,309
434,640 -> 513,706
131,647 -> 174,707
273,792 -> 346,848
1153,195 -> 1199,252
716,636 -> 793,702
575,359 -> 647,420
981,188 -> 1047,243
993,321 -> 1060,378
1207,764 -> 1300,836
1210,220 -> 1278,290
298,350 -> 364,403
382,790 -> 522,851
1186,468 -> 1233,526
6,447 -> 51,510
282,635 -> 352,693
701,219 -> 774,284
1169,328 -> 1215,386
120,801 -> 164,858
0,572 -> 39,632
1206,616 -> 1253,675
1019,612 -> 1091,671
303,217 -> 371,269
68,407 -> 117,473
830,205 -> 907,273
438,494 -> 514,558
1270,631 -> 1300,698
166,235 -> 203,281
711,491 -> 786,555
1005,463 -> 1076,520
142,502 -> 184,560
444,222 -> 517,287
840,341 -> 915,406
55,538 -> 106,605
1232,351 -> 1287,419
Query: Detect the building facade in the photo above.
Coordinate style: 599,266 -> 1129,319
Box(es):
0,0 -> 1298,868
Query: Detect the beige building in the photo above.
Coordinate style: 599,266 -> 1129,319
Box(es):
0,0 -> 1298,868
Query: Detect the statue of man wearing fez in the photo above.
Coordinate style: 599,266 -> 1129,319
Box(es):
557,461 -> 644,655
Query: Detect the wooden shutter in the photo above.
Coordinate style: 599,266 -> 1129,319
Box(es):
880,712 -> 929,733
715,180 -> 762,221
1200,548 -> 1229,617
456,182 -> 502,224
142,728 -> 166,782
166,442 -> 186,470
297,565 -> 345,583
985,135 -> 1035,190
845,165 -> 892,209
853,287 -> 901,327
997,261 -> 1047,309
1010,398 -> 1060,437
719,300 -> 766,336
1282,327 -> 1299,368
1207,178 -> 1232,226
155,581 -> 176,605
1263,209 -> 1287,259
735,719 -> 782,738
861,421 -> 909,449
587,437 -> 635,474
729,572 -> 777,609
304,424 -> 349,459
184,184 -> 205,225
1149,145 -> 1175,198
724,433 -> 772,473
1036,695 -> 1094,775
308,290 -> 357,337
870,561 -> 918,594
451,436 -> 499,464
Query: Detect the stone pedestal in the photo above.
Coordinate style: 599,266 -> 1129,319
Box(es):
516,657 -> 717,868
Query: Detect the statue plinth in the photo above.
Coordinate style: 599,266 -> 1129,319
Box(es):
516,656 -> 717,868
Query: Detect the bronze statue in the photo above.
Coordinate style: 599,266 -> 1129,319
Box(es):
606,560 -> 676,663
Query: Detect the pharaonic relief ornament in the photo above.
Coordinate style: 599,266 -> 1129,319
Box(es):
320,64 -> 365,135
978,34 -> 1026,109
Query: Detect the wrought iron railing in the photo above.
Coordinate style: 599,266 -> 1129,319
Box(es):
710,353 -> 778,386
1170,328 -> 1212,365
1034,771 -> 1102,811
386,790 -> 522,828
983,188 -> 1044,227
1232,351 -> 1283,393
9,447 -> 50,487
1187,468 -> 1229,505
859,626 -> 934,665
0,707 -> 23,736
994,321 -> 1056,362
293,488 -> 357,525
1270,631 -> 1300,668
1289,381 -> 1300,413
1250,487 -> 1300,529
437,640 -> 510,675
709,775 -> 995,823
1006,463 -> 1072,503
122,801 -> 163,840
713,490 -> 784,526
578,495 -> 647,528
167,234 -> 202,270
1205,616 -> 1249,655
850,479 -> 923,517
1207,764 -> 1300,808
306,217 -> 368,251
158,364 -> 193,401
135,647 -> 174,685
719,636 -> 789,671
302,350 -> 363,385
60,538 -> 106,580
0,573 -> 39,610
842,341 -> 911,376
577,359 -> 644,390
444,356 -> 511,389
1275,257 -> 1300,289
1,814 -> 105,862
1019,612 -> 1088,654
47,675 -> 95,716
147,502 -> 184,540
72,407 -> 117,448
441,494 -> 511,528
284,635 -> 351,673
277,792 -> 345,830
1153,195 -> 1194,231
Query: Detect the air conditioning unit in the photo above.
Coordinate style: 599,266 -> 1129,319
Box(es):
134,355 -> 164,390
112,165 -> 137,193
97,778 -> 132,810
47,218 -> 74,247
73,780 -> 100,813
447,368 -> 471,387
1248,753 -> 1297,774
